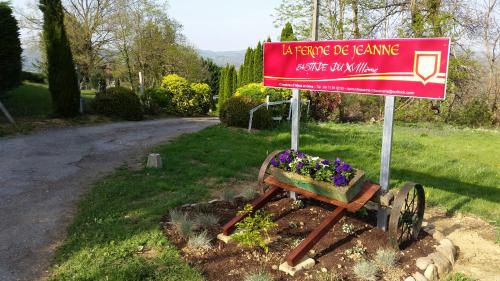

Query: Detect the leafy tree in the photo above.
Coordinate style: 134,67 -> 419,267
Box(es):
40,0 -> 81,117
280,22 -> 297,41
0,2 -> 22,95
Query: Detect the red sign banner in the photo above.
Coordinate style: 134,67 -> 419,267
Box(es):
263,38 -> 450,99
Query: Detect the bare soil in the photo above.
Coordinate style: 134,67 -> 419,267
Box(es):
425,208 -> 500,281
162,193 -> 437,281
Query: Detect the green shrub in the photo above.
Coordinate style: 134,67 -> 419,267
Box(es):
93,86 -> 143,120
373,248 -> 398,269
219,96 -> 273,130
21,71 -> 45,84
187,231 -> 211,250
353,260 -> 379,281
235,83 -> 265,101
190,82 -> 211,114
219,189 -> 238,203
443,272 -> 477,281
194,213 -> 219,227
142,87 -> 172,115
232,204 -> 277,253
160,74 -> 211,115
449,99 -> 492,127
161,74 -> 191,115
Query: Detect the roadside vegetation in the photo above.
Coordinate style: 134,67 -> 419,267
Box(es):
48,122 -> 499,280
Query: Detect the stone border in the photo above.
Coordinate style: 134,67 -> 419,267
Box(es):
404,222 -> 457,281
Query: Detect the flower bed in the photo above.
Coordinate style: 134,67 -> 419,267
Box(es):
270,150 -> 365,202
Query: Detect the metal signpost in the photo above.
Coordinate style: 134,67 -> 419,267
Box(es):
377,95 -> 395,229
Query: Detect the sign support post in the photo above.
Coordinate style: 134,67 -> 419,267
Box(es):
290,88 -> 300,200
377,95 -> 395,230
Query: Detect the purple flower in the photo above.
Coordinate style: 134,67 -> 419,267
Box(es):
335,157 -> 342,166
271,158 -> 279,167
321,160 -> 330,166
315,163 -> 321,170
296,162 -> 305,171
297,152 -> 306,159
333,175 -> 348,186
336,163 -> 352,173
279,153 -> 288,163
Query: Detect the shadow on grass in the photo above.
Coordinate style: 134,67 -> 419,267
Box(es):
392,168 -> 500,205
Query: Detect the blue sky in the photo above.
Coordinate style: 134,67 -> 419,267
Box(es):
12,0 -> 283,51
169,0 -> 282,51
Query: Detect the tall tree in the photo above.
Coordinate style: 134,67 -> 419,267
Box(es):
280,22 -> 298,41
0,2 -> 22,95
218,66 -> 227,109
253,41 -> 264,82
40,0 -> 81,117
202,58 -> 221,109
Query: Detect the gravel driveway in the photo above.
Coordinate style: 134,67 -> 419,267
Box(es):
0,117 -> 219,281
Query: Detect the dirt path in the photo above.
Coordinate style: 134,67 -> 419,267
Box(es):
425,208 -> 500,281
0,117 -> 219,281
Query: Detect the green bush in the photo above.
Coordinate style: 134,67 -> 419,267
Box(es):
21,71 -> 46,84
93,86 -> 143,120
219,96 -> 273,130
190,82 -> 211,114
235,83 -> 265,101
449,99 -> 492,127
142,87 -> 172,115
161,74 -> 211,115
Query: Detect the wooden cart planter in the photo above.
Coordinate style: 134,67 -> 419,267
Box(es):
220,150 -> 425,271
269,167 -> 365,203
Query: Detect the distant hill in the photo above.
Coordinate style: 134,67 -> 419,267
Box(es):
198,49 -> 245,68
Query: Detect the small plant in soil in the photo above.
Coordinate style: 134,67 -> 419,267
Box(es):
187,231 -> 211,250
243,270 -> 274,281
356,207 -> 369,217
220,189 -> 238,203
231,204 -> 277,253
341,223 -> 356,235
291,199 -> 305,209
443,272 -> 477,281
194,213 -> 219,228
169,209 -> 194,237
344,242 -> 367,260
313,270 -> 344,281
353,260 -> 379,281
374,248 -> 398,269
241,187 -> 259,200
169,209 -> 185,224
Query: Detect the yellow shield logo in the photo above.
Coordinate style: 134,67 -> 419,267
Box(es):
413,51 -> 441,85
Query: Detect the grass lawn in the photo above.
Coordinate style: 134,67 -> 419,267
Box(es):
48,122 -> 499,280
0,83 -> 103,137
1,82 -> 53,117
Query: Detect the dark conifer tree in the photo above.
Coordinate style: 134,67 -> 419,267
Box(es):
253,41 -> 263,82
280,22 -> 298,41
40,0 -> 81,117
0,2 -> 22,95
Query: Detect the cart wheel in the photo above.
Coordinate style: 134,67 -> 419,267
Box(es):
388,182 -> 425,249
257,150 -> 283,193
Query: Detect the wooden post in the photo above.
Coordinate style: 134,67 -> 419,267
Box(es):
377,95 -> 395,230
312,0 -> 320,41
